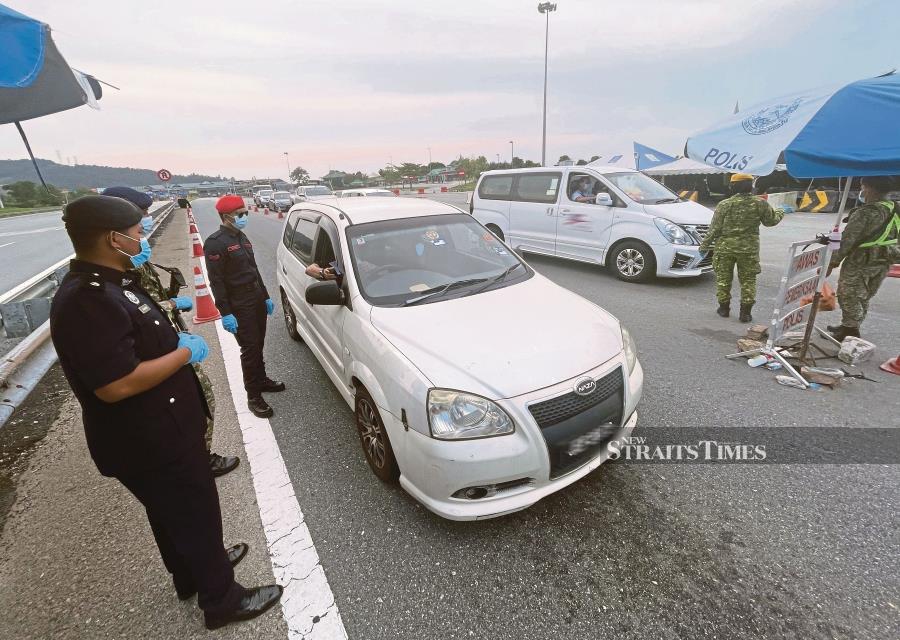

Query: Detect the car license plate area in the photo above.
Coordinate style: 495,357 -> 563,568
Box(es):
539,393 -> 622,479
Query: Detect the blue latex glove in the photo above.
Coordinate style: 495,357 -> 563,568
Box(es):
177,333 -> 209,364
221,314 -> 238,334
171,296 -> 193,311
265,298 -> 275,316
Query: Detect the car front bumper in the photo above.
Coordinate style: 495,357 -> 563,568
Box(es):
654,243 -> 713,278
398,354 -> 643,521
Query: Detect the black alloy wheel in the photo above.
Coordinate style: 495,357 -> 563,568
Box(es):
281,291 -> 302,342
354,387 -> 399,482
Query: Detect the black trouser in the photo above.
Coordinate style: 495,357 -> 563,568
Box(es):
231,289 -> 269,399
118,443 -> 242,615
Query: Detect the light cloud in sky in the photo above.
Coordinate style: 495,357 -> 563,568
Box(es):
0,0 -> 896,183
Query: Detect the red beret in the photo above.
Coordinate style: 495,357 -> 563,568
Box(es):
215,194 -> 246,214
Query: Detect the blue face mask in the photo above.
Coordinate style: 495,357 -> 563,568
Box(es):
234,214 -> 248,230
141,217 -> 153,233
114,232 -> 152,268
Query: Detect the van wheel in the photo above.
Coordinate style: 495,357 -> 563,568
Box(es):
281,291 -> 302,342
486,224 -> 504,241
609,241 -> 656,282
354,388 -> 399,483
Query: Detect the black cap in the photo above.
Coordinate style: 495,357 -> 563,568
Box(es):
102,186 -> 153,211
62,195 -> 143,231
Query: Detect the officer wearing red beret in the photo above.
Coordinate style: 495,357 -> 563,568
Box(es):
204,195 -> 285,418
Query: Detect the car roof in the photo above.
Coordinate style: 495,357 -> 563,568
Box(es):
299,196 -> 463,225
343,188 -> 392,194
479,165 -> 637,178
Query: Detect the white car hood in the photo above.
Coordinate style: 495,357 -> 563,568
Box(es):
369,274 -> 623,399
642,200 -> 712,225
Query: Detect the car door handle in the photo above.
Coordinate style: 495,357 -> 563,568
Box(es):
281,265 -> 287,274
560,208 -> 571,213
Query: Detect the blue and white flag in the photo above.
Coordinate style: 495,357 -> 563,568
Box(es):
686,73 -> 900,178
633,142 -> 675,171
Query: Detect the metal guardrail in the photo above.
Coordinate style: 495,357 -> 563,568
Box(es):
0,201 -> 178,429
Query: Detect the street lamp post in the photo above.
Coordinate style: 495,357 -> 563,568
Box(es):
537,2 -> 557,167
509,140 -> 515,166
283,152 -> 291,182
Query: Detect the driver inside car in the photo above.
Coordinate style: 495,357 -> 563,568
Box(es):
570,176 -> 597,203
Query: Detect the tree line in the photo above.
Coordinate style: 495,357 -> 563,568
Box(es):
0,181 -> 96,208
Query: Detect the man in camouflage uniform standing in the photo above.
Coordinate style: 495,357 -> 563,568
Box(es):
827,175 -> 900,341
102,188 -> 239,477
699,174 -> 784,322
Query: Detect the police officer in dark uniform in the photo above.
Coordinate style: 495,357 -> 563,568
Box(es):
203,195 -> 284,418
50,195 -> 282,630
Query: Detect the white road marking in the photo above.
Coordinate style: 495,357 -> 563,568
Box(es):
0,225 -> 65,238
199,257 -> 348,640
0,242 -> 14,249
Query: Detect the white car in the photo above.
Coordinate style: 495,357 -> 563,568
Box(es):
255,188 -> 274,208
276,198 -> 642,520
337,188 -> 397,198
472,166 -> 714,282
293,184 -> 334,203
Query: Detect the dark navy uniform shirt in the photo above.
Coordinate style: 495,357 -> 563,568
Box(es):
49,260 -> 208,478
203,226 -> 269,316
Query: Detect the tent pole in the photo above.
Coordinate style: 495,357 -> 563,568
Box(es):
14,121 -> 53,194
834,176 -> 853,231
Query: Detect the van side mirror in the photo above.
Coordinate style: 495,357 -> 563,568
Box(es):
595,193 -> 613,207
306,280 -> 345,306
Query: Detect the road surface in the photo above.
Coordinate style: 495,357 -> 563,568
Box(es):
188,197 -> 899,639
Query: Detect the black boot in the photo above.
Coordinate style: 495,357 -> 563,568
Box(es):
247,396 -> 274,418
830,325 -> 860,342
716,301 -> 730,318
739,303 -> 753,323
261,378 -> 286,393
209,453 -> 240,477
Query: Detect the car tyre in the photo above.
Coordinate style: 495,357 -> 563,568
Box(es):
281,291 -> 303,342
354,387 -> 399,483
609,240 -> 656,283
486,224 -> 504,241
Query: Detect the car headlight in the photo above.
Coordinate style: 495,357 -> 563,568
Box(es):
621,325 -> 638,374
427,389 -> 514,440
654,218 -> 692,245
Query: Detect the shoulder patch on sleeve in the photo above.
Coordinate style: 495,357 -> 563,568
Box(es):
208,253 -> 221,261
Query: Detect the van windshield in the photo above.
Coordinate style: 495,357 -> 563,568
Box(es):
346,214 -> 529,307
604,172 -> 680,204
305,186 -> 332,196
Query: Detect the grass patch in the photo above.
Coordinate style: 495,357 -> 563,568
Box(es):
0,206 -> 60,218
450,182 -> 476,192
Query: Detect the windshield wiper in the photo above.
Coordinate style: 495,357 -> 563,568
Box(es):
654,197 -> 682,204
470,263 -> 522,295
402,277 -> 488,306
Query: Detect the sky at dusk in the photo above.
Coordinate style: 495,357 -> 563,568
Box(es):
1,0 -> 898,181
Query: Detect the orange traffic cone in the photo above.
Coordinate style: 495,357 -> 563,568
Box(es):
191,233 -> 204,258
253,205 -> 259,212
278,210 -> 284,219
189,222 -> 200,235
888,264 -> 900,278
880,354 -> 900,375
192,265 -> 221,324
264,207 -> 270,215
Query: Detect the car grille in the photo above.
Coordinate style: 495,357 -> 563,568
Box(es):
528,367 -> 625,479
671,250 -> 713,270
684,224 -> 709,244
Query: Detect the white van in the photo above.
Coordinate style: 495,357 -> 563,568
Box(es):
471,166 -> 714,282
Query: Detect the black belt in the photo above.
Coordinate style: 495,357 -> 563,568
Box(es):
229,281 -> 261,296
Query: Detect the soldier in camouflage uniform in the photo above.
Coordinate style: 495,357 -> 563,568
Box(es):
827,175 -> 900,341
699,174 -> 784,322
102,187 -> 239,478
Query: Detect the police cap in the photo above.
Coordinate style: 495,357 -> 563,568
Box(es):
62,195 -> 143,231
102,186 -> 153,211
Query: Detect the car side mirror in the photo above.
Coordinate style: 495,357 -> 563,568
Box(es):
306,280 -> 345,306
595,193 -> 613,206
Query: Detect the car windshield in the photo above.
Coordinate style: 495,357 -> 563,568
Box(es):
259,189 -> 273,196
604,172 -> 679,204
274,192 -> 290,199
346,213 -> 529,307
366,191 -> 395,197
305,186 -> 332,196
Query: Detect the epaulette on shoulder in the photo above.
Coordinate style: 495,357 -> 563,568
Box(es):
74,271 -> 107,292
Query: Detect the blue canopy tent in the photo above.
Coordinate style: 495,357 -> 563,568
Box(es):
685,71 -> 900,227
0,3 -> 103,189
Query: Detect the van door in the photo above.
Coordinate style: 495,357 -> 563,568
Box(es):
474,174 -> 513,237
555,170 -> 617,262
508,171 -> 562,254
